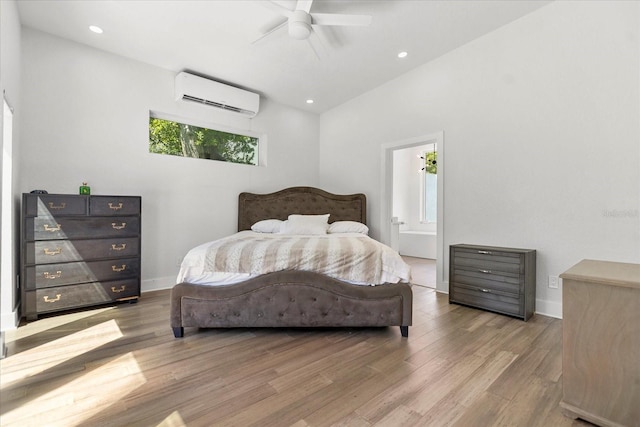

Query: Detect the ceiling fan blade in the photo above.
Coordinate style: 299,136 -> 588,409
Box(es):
258,16 -> 288,35
310,28 -> 330,55
296,0 -> 313,13
306,37 -> 321,60
311,24 -> 340,49
259,1 -> 294,18
311,13 -> 372,27
251,19 -> 288,44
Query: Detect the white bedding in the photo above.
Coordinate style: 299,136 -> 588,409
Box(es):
177,231 -> 411,286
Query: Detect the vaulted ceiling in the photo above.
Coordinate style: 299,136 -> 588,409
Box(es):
16,0 -> 550,113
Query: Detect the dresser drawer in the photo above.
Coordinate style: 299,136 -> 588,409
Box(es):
25,257 -> 140,289
90,196 -> 141,216
450,283 -> 522,317
451,268 -> 521,295
31,279 -> 139,313
23,194 -> 87,217
453,249 -> 522,276
25,237 -> 140,265
26,216 -> 140,240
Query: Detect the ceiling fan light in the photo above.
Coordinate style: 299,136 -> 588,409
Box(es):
289,10 -> 312,40
289,21 -> 311,40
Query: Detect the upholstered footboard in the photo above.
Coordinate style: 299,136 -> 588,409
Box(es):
170,270 -> 413,338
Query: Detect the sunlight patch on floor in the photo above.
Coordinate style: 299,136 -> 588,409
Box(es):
4,307 -> 115,343
156,410 -> 187,427
2,351 -> 146,426
1,319 -> 122,386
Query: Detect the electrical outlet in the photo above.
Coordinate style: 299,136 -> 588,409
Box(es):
548,275 -> 559,289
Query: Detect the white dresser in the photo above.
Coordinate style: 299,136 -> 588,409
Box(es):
560,259 -> 640,427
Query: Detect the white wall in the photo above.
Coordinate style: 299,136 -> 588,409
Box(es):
319,1 -> 640,318
1,0 -> 22,331
19,28 -> 320,291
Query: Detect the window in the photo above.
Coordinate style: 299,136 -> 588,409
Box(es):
421,145 -> 437,223
149,113 -> 260,165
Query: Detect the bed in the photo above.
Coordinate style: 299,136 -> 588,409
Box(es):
170,186 -> 413,338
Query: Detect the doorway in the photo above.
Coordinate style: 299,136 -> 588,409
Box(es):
1,96 -> 15,357
380,131 -> 445,292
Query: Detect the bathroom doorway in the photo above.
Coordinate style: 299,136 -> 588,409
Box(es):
380,131 -> 445,292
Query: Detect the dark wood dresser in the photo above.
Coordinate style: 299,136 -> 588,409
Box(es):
449,244 -> 536,321
21,193 -> 141,320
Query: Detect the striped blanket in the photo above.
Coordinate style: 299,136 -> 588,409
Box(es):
194,231 -> 410,285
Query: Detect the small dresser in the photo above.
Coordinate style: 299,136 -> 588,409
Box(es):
560,259 -> 640,427
21,193 -> 141,320
449,244 -> 536,321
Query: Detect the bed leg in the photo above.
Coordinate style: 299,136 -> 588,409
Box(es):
400,326 -> 409,338
172,327 -> 184,338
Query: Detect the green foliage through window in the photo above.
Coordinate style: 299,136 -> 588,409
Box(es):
149,116 -> 259,165
424,151 -> 437,174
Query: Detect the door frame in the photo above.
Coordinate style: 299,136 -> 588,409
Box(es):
380,131 -> 446,292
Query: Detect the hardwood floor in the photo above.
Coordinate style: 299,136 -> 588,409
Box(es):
1,287 -> 590,427
402,256 -> 436,289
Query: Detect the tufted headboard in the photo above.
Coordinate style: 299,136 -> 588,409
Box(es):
238,187 -> 366,231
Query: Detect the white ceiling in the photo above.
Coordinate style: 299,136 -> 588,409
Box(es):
16,0 -> 551,113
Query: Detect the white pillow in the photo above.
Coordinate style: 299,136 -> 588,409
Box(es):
279,214 -> 330,235
251,219 -> 283,233
328,221 -> 369,235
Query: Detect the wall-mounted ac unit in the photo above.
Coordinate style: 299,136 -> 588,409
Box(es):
175,72 -> 260,118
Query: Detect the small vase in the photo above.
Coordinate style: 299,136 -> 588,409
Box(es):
79,182 -> 90,195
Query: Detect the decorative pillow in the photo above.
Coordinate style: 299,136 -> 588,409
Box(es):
328,221 -> 369,235
279,214 -> 330,235
251,219 -> 283,233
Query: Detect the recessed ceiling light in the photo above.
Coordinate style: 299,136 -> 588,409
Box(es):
306,99 -> 314,104
89,25 -> 103,34
398,51 -> 408,58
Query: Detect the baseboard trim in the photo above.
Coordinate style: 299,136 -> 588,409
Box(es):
436,280 -> 449,294
0,308 -> 19,331
141,276 -> 176,293
535,298 -> 562,319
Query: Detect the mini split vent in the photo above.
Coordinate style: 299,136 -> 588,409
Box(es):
175,72 -> 260,118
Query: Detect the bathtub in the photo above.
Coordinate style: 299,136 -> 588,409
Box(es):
399,230 -> 437,259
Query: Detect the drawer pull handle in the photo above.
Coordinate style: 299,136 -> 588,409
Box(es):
43,224 -> 62,232
112,265 -> 126,272
480,288 -> 491,293
111,222 -> 127,230
479,269 -> 492,274
111,285 -> 126,293
43,294 -> 62,303
43,248 -> 62,256
108,202 -> 123,211
43,271 -> 62,279
478,250 -> 493,255
47,202 -> 66,210
111,243 -> 127,251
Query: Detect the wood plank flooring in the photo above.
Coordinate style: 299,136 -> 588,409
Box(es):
401,257 -> 436,289
1,287 -> 591,427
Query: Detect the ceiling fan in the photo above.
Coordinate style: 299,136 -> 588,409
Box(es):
253,0 -> 372,57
